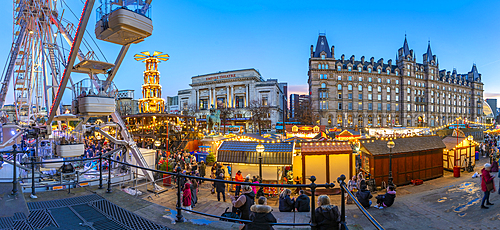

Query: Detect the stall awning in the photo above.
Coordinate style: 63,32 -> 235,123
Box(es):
360,136 -> 446,155
301,141 -> 352,154
217,141 -> 294,165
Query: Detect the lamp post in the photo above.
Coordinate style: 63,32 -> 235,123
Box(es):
387,140 -> 395,187
467,135 -> 474,172
256,143 -> 265,183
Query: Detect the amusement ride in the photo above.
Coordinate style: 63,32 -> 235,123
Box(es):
0,0 -> 162,196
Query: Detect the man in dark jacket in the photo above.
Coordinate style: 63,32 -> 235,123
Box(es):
215,173 -> 226,202
245,196 -> 277,230
355,182 -> 373,208
294,190 -> 310,212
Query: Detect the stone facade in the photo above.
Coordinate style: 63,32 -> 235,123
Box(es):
178,68 -> 287,132
308,34 -> 484,128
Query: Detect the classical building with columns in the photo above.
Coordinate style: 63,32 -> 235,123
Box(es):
308,34 -> 484,128
178,68 -> 287,132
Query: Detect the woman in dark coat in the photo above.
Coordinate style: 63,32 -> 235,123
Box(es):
355,181 -> 373,208
215,173 -> 226,202
315,195 -> 340,230
278,189 -> 295,212
245,196 -> 277,230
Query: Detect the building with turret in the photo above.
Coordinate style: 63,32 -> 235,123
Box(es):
308,33 -> 484,128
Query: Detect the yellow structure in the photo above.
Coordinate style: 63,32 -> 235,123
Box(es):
134,51 -> 169,113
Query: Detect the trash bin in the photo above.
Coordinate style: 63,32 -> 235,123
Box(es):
195,152 -> 209,162
453,166 -> 461,177
163,174 -> 171,186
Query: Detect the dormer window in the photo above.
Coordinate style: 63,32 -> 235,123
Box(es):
395,71 -> 398,76
321,54 -> 325,59
368,68 -> 372,73
431,69 -> 434,74
321,83 -> 326,88
358,67 -> 362,72
348,66 -> 352,71
407,64 -> 410,69
377,68 -> 381,74
387,70 -> 390,75
337,65 -> 341,71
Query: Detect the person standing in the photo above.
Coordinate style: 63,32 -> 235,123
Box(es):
190,178 -> 198,208
199,161 -> 206,180
235,170 -> 244,196
481,163 -> 495,209
182,183 -> 192,212
215,173 -> 226,202
295,190 -> 310,212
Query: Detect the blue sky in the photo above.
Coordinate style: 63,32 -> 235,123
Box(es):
0,0 -> 499,105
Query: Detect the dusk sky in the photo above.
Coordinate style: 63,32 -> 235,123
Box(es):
0,0 -> 498,105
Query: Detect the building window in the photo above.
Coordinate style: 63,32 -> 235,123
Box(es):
395,95 -> 399,101
348,93 -> 353,99
377,86 -> 382,92
368,94 -> 372,100
377,94 -> 382,101
325,64 -> 329,69
387,87 -> 391,93
378,103 -> 382,111
358,85 -> 363,91
407,104 -> 411,111
321,83 -> 326,88
318,64 -> 321,69
358,77 -> 363,81
358,67 -> 362,72
321,54 -> 325,59
387,104 -> 391,111
368,103 -> 373,110
407,64 -> 410,69
407,88 -> 411,94
337,76 -> 342,81
236,96 -> 245,108
396,104 -> 399,111
378,68 -> 381,74
395,71 -> 398,76
358,94 -> 363,100
378,78 -> 382,83
368,68 -> 372,73
396,80 -> 399,84
368,86 -> 372,92
338,93 -> 342,99
200,99 -> 208,109
348,66 -> 352,71
407,71 -> 410,76
348,103 -> 353,110
348,85 -> 353,90
368,77 -> 372,82
395,88 -> 399,93
387,79 -> 391,84
407,95 -> 411,102
338,84 -> 342,90
348,76 -> 352,81
337,65 -> 341,71
262,96 -> 268,106
320,101 -> 328,109
387,70 -> 390,75
431,69 -> 434,74
338,103 -> 342,110
358,102 -> 363,110
387,95 -> 391,101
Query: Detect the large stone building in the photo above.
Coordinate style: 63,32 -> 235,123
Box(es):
308,34 -> 484,128
116,90 -> 139,116
289,94 -> 310,121
178,68 -> 287,133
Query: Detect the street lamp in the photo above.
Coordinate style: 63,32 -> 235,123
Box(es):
256,143 -> 265,183
467,135 -> 474,172
387,140 -> 395,186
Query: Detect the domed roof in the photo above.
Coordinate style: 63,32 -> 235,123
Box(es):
483,101 -> 495,118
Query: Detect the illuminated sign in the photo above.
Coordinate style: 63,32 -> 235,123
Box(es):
205,74 -> 236,81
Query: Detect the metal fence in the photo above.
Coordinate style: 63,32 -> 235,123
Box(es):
7,149 -> 384,230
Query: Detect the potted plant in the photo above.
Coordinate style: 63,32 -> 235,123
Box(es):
206,153 -> 216,166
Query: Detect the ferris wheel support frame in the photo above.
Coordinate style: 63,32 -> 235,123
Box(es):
47,0 -> 96,125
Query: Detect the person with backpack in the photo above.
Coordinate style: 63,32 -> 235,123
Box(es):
245,196 -> 277,230
315,195 -> 341,230
230,185 -> 255,220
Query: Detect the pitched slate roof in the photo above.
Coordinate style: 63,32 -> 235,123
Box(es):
313,34 -> 332,58
403,36 -> 411,57
217,141 -> 293,165
426,41 -> 433,63
360,136 -> 446,155
301,141 -> 352,154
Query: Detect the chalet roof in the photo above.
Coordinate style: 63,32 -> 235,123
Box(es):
442,136 -> 467,150
217,141 -> 293,165
301,141 -> 352,154
360,136 -> 446,155
218,141 -> 293,153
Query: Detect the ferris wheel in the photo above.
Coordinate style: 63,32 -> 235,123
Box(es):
0,0 -> 152,125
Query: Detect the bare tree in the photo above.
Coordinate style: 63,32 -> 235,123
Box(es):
248,100 -> 271,135
181,104 -> 199,116
218,104 -> 234,134
296,100 -> 314,125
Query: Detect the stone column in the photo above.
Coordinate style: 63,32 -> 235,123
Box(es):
208,88 -> 212,109
245,84 -> 249,107
231,86 -> 235,108
226,86 -> 229,107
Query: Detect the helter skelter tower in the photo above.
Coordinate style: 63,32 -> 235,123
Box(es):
134,51 -> 169,113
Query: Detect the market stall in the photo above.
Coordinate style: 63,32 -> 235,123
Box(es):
359,136 -> 445,186
298,141 -> 353,184
442,135 -> 478,170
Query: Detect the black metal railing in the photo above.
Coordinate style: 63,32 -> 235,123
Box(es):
9,148 -> 385,230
